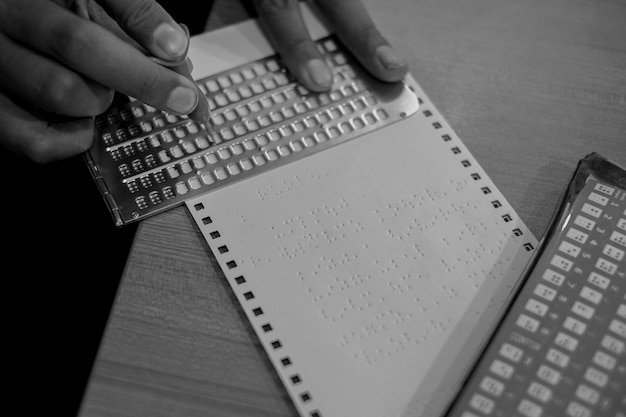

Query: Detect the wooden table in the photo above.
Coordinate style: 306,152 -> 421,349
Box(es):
79,0 -> 626,416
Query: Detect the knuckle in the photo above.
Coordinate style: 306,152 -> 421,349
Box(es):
39,71 -> 78,112
136,71 -> 162,104
356,22 -> 382,45
48,20 -> 91,65
39,72 -> 112,116
24,136 -> 58,164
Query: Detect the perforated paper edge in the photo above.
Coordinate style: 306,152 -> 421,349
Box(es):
186,76 -> 538,417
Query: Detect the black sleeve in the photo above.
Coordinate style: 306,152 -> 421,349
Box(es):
2,147 -> 139,417
4,4 -> 215,415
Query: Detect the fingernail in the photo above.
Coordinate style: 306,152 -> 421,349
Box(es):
306,59 -> 332,88
166,86 -> 198,114
154,23 -> 187,58
376,45 -> 406,70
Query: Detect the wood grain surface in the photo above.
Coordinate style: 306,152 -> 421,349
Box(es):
79,0 -> 626,416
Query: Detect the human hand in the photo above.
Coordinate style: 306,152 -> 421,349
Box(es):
250,0 -> 408,92
0,0 -> 200,163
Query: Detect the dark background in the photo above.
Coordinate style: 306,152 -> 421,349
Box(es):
2,1 -> 217,415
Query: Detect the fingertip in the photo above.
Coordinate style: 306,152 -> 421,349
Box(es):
165,85 -> 199,115
314,0 -> 409,83
153,22 -> 188,60
282,40 -> 333,92
376,45 -> 408,72
373,45 -> 409,82
301,58 -> 333,92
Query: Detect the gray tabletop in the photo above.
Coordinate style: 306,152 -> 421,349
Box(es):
79,0 -> 626,416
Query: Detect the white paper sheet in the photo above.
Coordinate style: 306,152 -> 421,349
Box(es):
186,5 -> 537,417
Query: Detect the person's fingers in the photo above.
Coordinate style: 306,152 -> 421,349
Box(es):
48,0 -> 145,58
252,0 -> 333,92
81,0 -> 143,50
0,32 -> 113,117
316,0 -> 408,83
0,93 -> 94,164
0,0 -> 199,116
101,0 -> 189,61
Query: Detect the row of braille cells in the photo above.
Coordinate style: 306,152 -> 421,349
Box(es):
100,113 -> 178,147
129,107 -> 389,210
98,58 -> 291,133
117,93 -> 383,181
198,54 -> 352,121
196,52 -> 348,111
101,56 -> 353,148
95,107 -> 135,131
109,73 -> 361,165
193,37 -> 343,98
211,80 -> 358,133
97,36 -> 346,136
109,122 -> 206,163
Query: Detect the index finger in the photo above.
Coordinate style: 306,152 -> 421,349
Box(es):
1,0 -> 199,115
316,0 -> 408,83
252,0 -> 333,92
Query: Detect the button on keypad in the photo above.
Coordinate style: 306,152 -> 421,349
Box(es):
445,176 -> 626,417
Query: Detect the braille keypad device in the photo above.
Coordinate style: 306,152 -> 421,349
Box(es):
85,36 -> 419,226
445,153 -> 625,417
